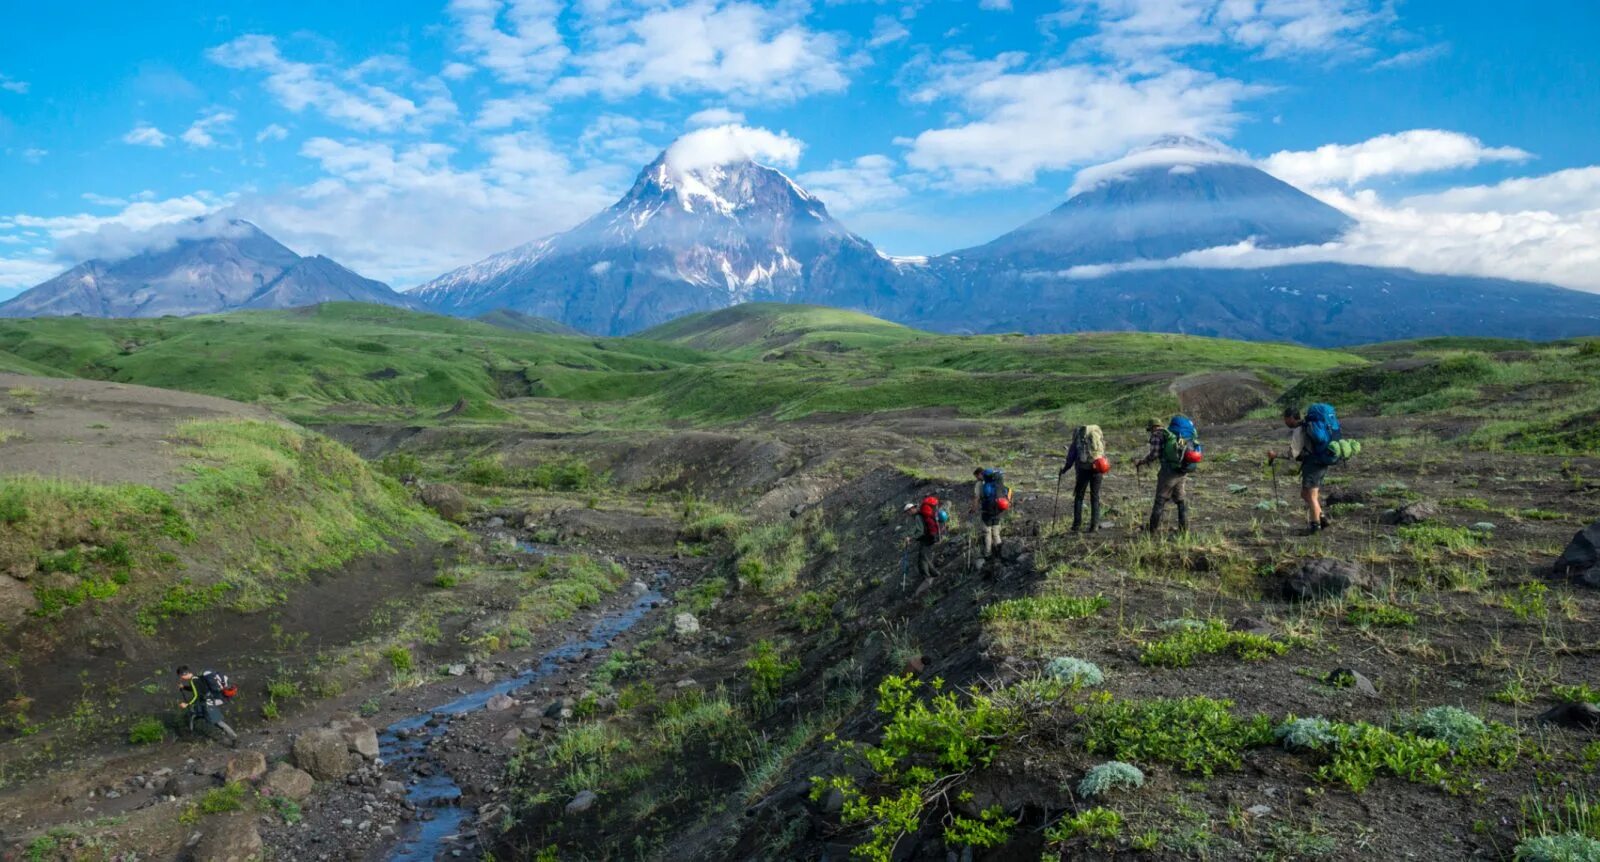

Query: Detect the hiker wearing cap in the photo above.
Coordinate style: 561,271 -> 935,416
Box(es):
177,665 -> 238,745
1059,424 -> 1110,532
1135,416 -> 1202,533
972,468 -> 1012,559
903,496 -> 946,581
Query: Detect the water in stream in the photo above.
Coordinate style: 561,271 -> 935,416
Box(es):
381,586 -> 662,861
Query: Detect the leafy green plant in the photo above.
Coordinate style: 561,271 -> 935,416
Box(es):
1139,619 -> 1288,667
1504,583 -> 1550,622
944,803 -> 1016,850
1045,807 -> 1124,850
1553,684 -> 1600,705
746,640 -> 800,712
1399,706 -> 1490,749
383,646 -> 414,673
1512,833 -> 1600,862
1345,601 -> 1416,628
197,782 -> 249,814
127,716 -> 166,745
1398,523 -> 1485,552
981,594 -> 1108,622
1275,716 -> 1338,751
1077,694 -> 1274,776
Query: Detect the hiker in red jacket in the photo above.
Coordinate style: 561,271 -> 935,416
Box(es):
903,496 -> 947,581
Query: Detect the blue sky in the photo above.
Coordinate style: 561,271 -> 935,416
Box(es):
2,0 -> 1598,295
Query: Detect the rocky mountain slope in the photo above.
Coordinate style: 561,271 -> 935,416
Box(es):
0,219 -> 416,318
411,152 -> 905,335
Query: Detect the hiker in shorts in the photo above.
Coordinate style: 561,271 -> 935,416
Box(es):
177,666 -> 238,745
1272,407 -> 1330,534
1060,424 -> 1107,532
972,468 -> 1010,560
1135,418 -> 1190,534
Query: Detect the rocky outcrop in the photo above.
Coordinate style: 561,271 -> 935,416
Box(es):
1382,501 -> 1439,526
419,483 -> 469,523
262,762 -> 315,800
291,728 -> 351,781
1555,520 -> 1600,588
1280,559 -> 1370,601
222,750 -> 267,784
192,815 -> 263,862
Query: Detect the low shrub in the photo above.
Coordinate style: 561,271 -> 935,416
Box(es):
1139,619 -> 1288,668
1077,694 -> 1274,776
1044,657 -> 1104,688
982,594 -> 1108,622
128,716 -> 166,745
1077,761 -> 1144,798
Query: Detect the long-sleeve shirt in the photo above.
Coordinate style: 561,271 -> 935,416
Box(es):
1136,428 -> 1165,467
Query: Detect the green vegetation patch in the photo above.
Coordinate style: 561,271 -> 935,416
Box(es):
981,593 -> 1109,622
1077,694 -> 1275,776
1138,619 -> 1289,668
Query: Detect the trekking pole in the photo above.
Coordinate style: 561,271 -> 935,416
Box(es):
1051,471 -> 1063,525
900,545 -> 909,593
1268,456 -> 1280,502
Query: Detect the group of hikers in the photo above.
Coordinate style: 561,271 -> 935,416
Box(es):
904,403 -> 1358,582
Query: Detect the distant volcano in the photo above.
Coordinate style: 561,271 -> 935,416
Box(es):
0,219 -> 415,318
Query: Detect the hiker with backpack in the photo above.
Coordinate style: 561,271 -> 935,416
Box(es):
1135,416 -> 1203,534
1060,424 -> 1111,532
902,496 -> 948,581
1272,404 -> 1360,534
972,468 -> 1012,560
176,665 -> 238,745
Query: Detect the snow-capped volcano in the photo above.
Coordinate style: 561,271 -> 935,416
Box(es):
946,134 -> 1355,271
412,150 -> 902,335
0,218 -> 416,318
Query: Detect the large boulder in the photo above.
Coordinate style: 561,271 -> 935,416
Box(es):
1538,702 -> 1600,731
1381,501 -> 1439,526
222,750 -> 267,784
1280,559 -> 1370,601
1555,520 -> 1600,589
261,762 -> 315,800
191,815 -> 263,862
291,728 -> 351,780
672,613 -> 701,640
419,483 -> 469,523
330,717 -> 381,760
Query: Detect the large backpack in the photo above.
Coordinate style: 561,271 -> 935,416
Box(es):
1303,403 -> 1356,466
917,496 -> 945,539
201,670 -> 237,703
1073,425 -> 1106,466
1160,416 -> 1203,474
981,469 -> 1012,515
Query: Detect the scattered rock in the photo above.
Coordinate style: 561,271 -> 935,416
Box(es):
1247,804 -> 1273,818
565,790 -> 599,816
160,773 -> 216,798
1230,617 -> 1273,636
447,664 -> 468,677
1470,521 -> 1497,533
381,779 -> 408,798
222,750 -> 267,784
1324,668 -> 1379,698
674,678 -> 699,689
262,763 -> 315,801
419,483 -> 469,523
1555,519 -> 1600,589
498,727 -> 525,747
543,699 -> 569,719
1280,559 -> 1369,601
292,728 -> 352,781
486,694 -> 516,712
627,580 -> 649,597
902,655 -> 927,676
192,815 -> 263,862
331,718 -> 381,761
473,667 -> 496,684
1381,501 -> 1439,526
671,612 -> 701,639
485,516 -> 506,529
1537,702 -> 1600,732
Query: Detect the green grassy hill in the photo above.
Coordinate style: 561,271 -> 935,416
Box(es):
0,303 -> 706,423
474,308 -> 583,335
637,302 -> 925,356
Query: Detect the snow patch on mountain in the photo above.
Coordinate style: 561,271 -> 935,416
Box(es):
1069,135 -> 1248,196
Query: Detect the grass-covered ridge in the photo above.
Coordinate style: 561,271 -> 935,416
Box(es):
1,418 -> 454,630
636,302 -> 924,356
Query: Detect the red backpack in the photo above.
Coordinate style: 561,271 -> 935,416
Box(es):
917,496 -> 945,539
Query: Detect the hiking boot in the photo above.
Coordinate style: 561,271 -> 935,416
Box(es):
1304,522 -> 1323,535
1319,516 -> 1332,530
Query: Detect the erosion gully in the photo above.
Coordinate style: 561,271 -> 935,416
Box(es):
378,573 -> 667,861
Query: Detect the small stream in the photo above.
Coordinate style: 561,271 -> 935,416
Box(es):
380,584 -> 663,861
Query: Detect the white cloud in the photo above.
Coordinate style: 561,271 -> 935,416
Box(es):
1059,0 -> 1395,63
1261,130 -> 1530,188
663,124 -> 802,175
236,134 -> 624,287
0,194 -> 226,264
797,154 -> 908,213
448,0 -> 568,86
181,109 -> 236,149
123,124 -> 171,148
1069,135 -> 1246,195
441,61 -> 477,81
207,34 -> 453,132
473,95 -> 548,129
1372,43 -> 1450,69
256,123 -> 290,143
868,15 -> 910,47
552,1 -> 849,103
0,74 -> 27,94
979,0 -> 1013,9
1053,166 -> 1600,293
0,257 -> 62,292
579,113 -> 665,164
903,58 -> 1261,186
685,107 -> 745,128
